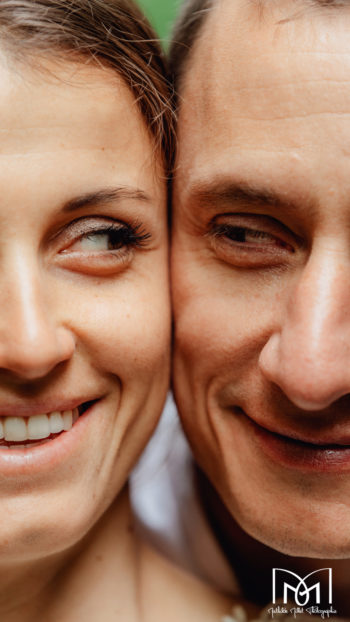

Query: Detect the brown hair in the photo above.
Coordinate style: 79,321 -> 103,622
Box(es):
0,0 -> 175,169
169,0 -> 213,95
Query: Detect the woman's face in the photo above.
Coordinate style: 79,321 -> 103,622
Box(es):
0,58 -> 170,561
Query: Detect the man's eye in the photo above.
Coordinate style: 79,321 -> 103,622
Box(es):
213,224 -> 291,249
208,216 -> 298,269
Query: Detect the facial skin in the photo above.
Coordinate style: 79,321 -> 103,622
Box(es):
172,0 -> 350,559
0,57 -> 170,562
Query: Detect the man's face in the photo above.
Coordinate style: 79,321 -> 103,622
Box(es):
172,0 -> 350,557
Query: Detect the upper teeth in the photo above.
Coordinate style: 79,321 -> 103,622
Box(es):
0,409 -> 78,442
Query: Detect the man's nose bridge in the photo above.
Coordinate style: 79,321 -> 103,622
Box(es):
285,249 -> 349,358
259,249 -> 350,410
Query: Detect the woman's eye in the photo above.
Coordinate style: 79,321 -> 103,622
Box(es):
208,216 -> 297,268
71,226 -> 138,252
55,220 -> 151,276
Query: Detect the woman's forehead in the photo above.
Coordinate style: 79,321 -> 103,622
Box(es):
0,58 -> 165,212
0,60 -> 144,149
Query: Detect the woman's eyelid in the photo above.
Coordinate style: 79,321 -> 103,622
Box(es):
49,215 -> 150,251
50,216 -> 152,277
54,216 -> 125,243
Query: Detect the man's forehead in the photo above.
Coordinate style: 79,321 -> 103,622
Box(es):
174,0 -> 350,216
176,0 -> 350,176
181,0 -> 350,105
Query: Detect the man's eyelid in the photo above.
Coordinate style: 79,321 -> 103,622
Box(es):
209,212 -> 302,245
210,211 -> 288,229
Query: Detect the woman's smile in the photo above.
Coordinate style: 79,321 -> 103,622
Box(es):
0,397 -> 113,475
0,397 -> 98,447
0,408 -> 80,447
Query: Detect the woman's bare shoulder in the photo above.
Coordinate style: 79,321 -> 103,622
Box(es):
140,542 -> 258,622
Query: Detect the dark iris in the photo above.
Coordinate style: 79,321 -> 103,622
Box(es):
105,227 -> 129,249
212,223 -> 248,242
227,226 -> 246,242
85,224 -> 150,250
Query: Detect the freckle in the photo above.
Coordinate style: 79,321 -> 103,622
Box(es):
95,555 -> 103,562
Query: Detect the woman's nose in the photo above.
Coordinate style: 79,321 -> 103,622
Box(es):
0,254 -> 75,381
259,247 -> 350,410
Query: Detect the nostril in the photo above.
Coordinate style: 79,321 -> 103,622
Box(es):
258,333 -> 348,411
258,333 -> 280,380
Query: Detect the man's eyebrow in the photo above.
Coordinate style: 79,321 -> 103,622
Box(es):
62,186 -> 152,212
187,179 -> 316,213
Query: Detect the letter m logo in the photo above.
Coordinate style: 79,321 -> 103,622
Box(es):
272,568 -> 332,606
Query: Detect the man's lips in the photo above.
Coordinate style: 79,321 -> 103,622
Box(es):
241,411 -> 350,447
235,408 -> 350,472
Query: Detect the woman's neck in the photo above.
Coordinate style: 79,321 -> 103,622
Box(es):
0,486 -> 143,622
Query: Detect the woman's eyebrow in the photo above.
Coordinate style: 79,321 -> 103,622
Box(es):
62,186 -> 152,212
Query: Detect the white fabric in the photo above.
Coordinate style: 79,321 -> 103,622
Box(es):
130,395 -> 239,594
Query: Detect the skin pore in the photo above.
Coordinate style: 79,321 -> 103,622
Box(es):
0,55 -> 232,622
172,0 -> 350,611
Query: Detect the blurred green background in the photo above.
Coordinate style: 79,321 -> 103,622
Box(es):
137,0 -> 181,43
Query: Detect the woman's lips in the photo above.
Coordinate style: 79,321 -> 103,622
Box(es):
239,410 -> 350,472
0,396 -> 95,418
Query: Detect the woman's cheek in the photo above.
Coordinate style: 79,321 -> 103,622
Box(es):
70,269 -> 170,380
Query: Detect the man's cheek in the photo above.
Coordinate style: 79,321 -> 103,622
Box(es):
174,291 -> 255,375
174,297 -> 228,370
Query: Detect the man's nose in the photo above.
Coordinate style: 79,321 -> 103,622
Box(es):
259,246 -> 350,410
0,254 -> 75,381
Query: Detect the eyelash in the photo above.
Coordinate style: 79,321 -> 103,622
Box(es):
54,218 -> 152,276
209,222 -> 292,248
76,222 -> 151,251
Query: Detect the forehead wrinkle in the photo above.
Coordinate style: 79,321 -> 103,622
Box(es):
251,0 -> 350,24
187,46 -> 350,115
183,0 -> 350,98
